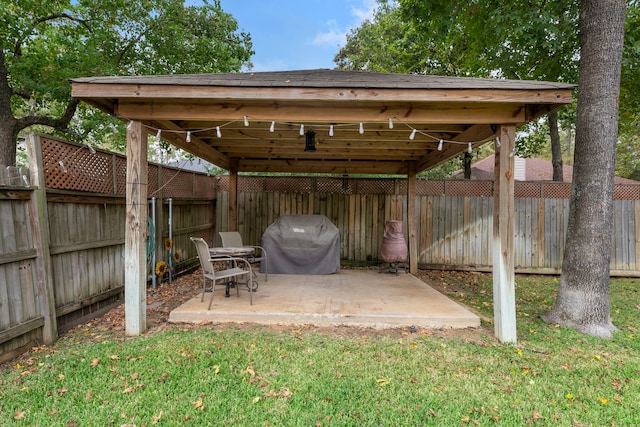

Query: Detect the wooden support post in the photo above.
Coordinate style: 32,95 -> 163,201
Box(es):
493,125 -> 517,343
407,161 -> 418,274
25,133 -> 58,344
124,121 -> 148,336
228,160 -> 239,232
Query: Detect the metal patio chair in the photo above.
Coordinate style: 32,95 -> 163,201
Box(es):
218,231 -> 268,281
190,237 -> 257,307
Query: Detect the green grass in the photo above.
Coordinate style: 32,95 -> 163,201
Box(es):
1,274 -> 638,426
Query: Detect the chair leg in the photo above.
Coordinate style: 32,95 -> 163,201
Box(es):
208,282 -> 216,310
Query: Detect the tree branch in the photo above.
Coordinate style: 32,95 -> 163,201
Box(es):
16,98 -> 81,137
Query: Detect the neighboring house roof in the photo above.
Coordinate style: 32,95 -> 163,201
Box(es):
452,154 -> 638,184
166,159 -> 218,174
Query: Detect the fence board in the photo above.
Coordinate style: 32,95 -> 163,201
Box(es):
215,178 -> 639,275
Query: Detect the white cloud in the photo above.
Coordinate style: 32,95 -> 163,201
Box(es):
313,19 -> 346,47
312,0 -> 377,48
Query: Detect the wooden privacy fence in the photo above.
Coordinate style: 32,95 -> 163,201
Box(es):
0,134 -> 217,362
216,176 -> 640,276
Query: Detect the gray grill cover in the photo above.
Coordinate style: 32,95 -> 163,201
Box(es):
261,215 -> 340,274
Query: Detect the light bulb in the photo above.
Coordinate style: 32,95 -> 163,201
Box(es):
329,125 -> 334,137
156,129 -> 161,139
88,144 -> 96,154
437,139 -> 444,151
216,126 -> 222,138
468,143 -> 472,153
388,118 -> 394,129
409,129 -> 416,140
244,115 -> 249,126
270,121 -> 275,132
359,122 -> 364,134
495,136 -> 501,148
186,131 -> 191,142
58,160 -> 67,173
300,124 -> 304,135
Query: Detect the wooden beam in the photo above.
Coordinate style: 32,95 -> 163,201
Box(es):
116,100 -> 528,124
72,83 -> 574,104
25,133 -> 58,345
149,120 -> 233,170
124,121 -> 148,336
417,124 -> 495,172
407,161 -> 418,274
492,125 -> 517,343
237,159 -> 408,175
228,160 -> 238,232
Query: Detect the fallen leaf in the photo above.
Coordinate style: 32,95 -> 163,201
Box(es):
252,396 -> 261,404
14,410 -> 26,420
375,378 -> 390,387
193,397 -> 205,411
598,397 -> 609,405
90,358 -> 100,368
109,354 -> 120,360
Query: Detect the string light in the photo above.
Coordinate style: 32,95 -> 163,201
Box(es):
58,160 -> 67,173
131,116 -> 498,153
88,144 -> 96,155
468,143 -> 472,153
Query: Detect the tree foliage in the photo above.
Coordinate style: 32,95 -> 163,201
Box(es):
335,0 -> 582,178
0,0 -> 253,165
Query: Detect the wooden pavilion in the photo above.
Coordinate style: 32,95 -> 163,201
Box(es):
70,69 -> 575,342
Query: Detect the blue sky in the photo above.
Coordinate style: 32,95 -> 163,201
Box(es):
216,0 -> 377,71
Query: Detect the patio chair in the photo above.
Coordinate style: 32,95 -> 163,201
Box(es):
218,231 -> 268,281
190,237 -> 257,308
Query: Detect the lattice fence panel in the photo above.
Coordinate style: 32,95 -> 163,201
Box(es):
42,137 -> 115,193
148,165 -> 160,196
542,182 -> 571,199
446,180 -> 493,197
515,182 -> 542,198
114,156 -> 127,195
239,176 -> 265,193
416,180 -> 445,195
317,177 -> 354,194
614,185 -> 640,200
355,179 -> 396,194
265,176 -> 314,193
193,174 -> 216,199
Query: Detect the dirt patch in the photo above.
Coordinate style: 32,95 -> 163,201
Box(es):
67,268 -> 495,344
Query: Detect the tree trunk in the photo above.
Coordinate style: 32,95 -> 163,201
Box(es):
0,49 -> 18,166
548,111 -> 563,181
542,0 -> 626,338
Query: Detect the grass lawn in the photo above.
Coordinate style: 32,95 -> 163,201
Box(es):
1,272 -> 638,426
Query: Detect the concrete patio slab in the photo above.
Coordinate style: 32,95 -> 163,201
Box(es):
168,269 -> 480,329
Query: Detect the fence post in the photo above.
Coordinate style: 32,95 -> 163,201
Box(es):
25,133 -> 58,344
